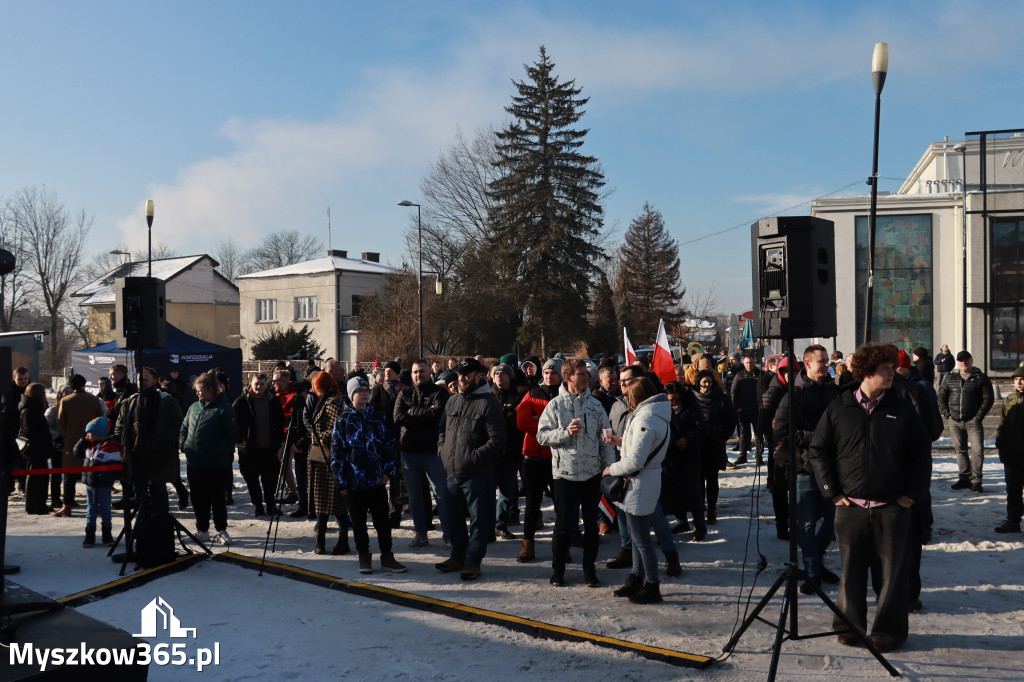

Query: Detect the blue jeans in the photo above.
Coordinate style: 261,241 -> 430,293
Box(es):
401,451 -> 449,537
625,512 -> 659,583
796,473 -> 834,578
617,501 -> 676,554
494,458 -> 521,530
444,470 -> 495,567
86,485 -> 113,530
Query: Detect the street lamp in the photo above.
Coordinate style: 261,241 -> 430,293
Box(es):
954,143 -> 968,350
397,200 -> 423,358
110,249 -> 131,274
862,42 -> 888,345
145,199 -> 154,277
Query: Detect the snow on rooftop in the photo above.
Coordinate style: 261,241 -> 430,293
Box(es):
73,255 -> 214,306
236,255 -> 396,279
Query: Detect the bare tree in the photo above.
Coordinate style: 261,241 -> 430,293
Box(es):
11,187 -> 93,368
246,230 -> 323,272
212,237 -> 253,283
0,197 -> 30,331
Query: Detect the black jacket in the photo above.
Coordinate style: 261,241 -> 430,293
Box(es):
393,381 -> 448,453
730,367 -> 761,414
491,385 -> 524,460
438,382 -> 505,482
233,391 -> 286,453
18,395 -> 53,466
808,388 -> 931,503
773,370 -> 841,474
891,370 -> 944,442
934,350 -> 954,374
937,367 -> 994,422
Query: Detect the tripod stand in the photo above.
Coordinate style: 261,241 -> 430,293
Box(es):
722,338 -> 899,680
108,484 -> 211,576
259,401 -> 303,575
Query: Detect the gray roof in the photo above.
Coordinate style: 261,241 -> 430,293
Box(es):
72,254 -> 225,306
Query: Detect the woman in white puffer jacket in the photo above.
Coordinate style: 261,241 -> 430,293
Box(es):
602,376 -> 671,604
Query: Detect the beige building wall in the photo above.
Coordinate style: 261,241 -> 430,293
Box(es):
86,302 -> 240,348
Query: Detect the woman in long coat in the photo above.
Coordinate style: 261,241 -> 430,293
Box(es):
308,371 -> 350,555
19,383 -> 56,515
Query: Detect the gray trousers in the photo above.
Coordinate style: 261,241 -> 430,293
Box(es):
949,419 -> 984,484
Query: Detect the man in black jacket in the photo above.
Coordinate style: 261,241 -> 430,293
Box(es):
435,357 -> 506,581
393,359 -> 449,548
937,350 -> 994,493
808,343 -> 930,653
729,353 -> 761,467
774,344 -> 841,595
933,344 -> 954,388
491,364 -> 524,540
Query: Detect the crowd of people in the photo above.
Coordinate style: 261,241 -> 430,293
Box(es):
5,337 -> 1024,652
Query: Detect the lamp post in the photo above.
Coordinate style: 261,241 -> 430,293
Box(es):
397,200 -> 422,358
862,42 -> 888,346
145,200 -> 154,277
954,143 -> 968,350
110,249 -> 131,273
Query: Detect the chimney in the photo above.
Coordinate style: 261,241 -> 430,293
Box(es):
361,252 -> 380,263
327,249 -> 347,258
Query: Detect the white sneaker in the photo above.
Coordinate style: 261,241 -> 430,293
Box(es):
193,530 -> 210,544
409,534 -> 430,549
214,530 -> 233,546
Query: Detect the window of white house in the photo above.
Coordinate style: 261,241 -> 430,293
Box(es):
256,298 -> 277,322
294,296 -> 318,320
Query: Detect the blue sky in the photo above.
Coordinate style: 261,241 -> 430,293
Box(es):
2,1 -> 1022,319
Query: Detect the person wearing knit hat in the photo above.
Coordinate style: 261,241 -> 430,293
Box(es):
347,376 -> 369,400
995,364 -> 1024,533
897,349 -> 913,370
911,347 -> 935,384
332,370 -> 405,574
521,356 -> 542,388
499,353 -> 518,367
75,416 -> 122,547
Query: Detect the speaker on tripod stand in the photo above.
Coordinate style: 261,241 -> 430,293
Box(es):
724,217 -> 900,679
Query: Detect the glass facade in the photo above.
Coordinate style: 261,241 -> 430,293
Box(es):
855,214 -> 933,351
990,218 -> 1024,371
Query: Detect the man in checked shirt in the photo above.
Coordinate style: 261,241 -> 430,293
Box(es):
808,343 -> 931,653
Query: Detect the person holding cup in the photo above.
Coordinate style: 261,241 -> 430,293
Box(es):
536,358 -> 615,588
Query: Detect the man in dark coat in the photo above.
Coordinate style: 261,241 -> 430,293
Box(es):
994,365 -> 1024,534
808,343 -> 930,653
393,359 -> 450,548
435,357 -> 506,581
729,353 -> 761,466
370,360 -> 404,527
490,363 -> 524,540
773,344 -> 840,595
933,344 -> 954,388
937,350 -> 994,493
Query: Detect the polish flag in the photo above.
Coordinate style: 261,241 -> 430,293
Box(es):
623,328 -> 636,365
599,495 -> 617,521
652,319 -> 676,386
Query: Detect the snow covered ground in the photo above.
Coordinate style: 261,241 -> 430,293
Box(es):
4,444 -> 1023,681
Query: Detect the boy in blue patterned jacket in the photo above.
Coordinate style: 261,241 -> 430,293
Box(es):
331,376 -> 406,574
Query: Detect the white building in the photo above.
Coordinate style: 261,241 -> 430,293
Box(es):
811,130 -> 1024,376
236,250 -> 394,363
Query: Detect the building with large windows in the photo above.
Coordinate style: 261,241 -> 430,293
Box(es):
811,130 -> 1024,376
236,250 -> 394,364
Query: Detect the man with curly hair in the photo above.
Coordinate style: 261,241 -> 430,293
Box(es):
808,343 -> 930,653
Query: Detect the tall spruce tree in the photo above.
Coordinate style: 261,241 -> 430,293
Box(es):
617,202 -> 685,339
488,46 -> 606,356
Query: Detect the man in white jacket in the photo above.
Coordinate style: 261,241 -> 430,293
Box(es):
537,358 -> 615,587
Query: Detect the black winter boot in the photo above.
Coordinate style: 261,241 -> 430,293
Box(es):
101,526 -> 115,546
628,581 -> 663,604
613,573 -> 643,598
82,527 -> 96,548
665,551 -> 682,577
606,548 -> 631,569
314,523 -> 327,555
332,527 -> 350,555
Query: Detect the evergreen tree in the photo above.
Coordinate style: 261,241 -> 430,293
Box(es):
488,46 -> 606,356
618,202 -> 685,339
251,324 -> 324,362
588,270 -> 619,356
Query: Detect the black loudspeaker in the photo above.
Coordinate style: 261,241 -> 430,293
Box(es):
115,277 -> 166,350
751,216 -> 836,339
